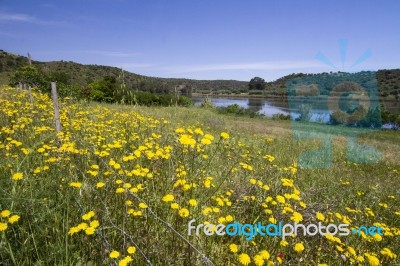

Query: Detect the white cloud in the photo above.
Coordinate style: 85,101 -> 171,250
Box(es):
87,50 -> 139,58
0,11 -> 68,26
34,50 -> 139,59
119,62 -> 156,69
0,12 -> 39,23
0,31 -> 19,37
165,61 -> 323,74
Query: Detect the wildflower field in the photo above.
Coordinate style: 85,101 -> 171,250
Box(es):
0,86 -> 399,265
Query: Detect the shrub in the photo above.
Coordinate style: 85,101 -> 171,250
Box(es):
217,104 -> 261,118
297,104 -> 312,121
200,97 -> 215,108
248,90 -> 263,95
272,113 -> 291,120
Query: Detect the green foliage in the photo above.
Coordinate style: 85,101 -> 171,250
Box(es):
213,89 -> 232,95
0,50 -> 248,94
177,96 -> 194,107
216,104 -> 262,118
118,91 -> 193,107
199,97 -> 215,109
55,83 -> 82,98
2,50 -> 400,101
272,113 -> 291,120
376,69 -> 400,97
267,73 -> 305,96
328,104 -> 397,128
8,65 -> 47,90
380,104 -> 400,129
3,51 -> 193,107
297,104 -> 313,121
248,90 -> 264,95
248,76 -> 265,90
359,106 -> 383,128
0,88 -> 399,265
0,50 -> 28,84
86,75 -> 118,102
330,110 -> 349,125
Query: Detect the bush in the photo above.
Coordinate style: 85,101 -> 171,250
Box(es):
297,104 -> 312,121
177,96 -> 194,107
272,113 -> 291,120
217,104 -> 262,118
200,97 -> 215,108
330,105 -> 384,128
248,90 -> 263,95
125,91 -> 193,107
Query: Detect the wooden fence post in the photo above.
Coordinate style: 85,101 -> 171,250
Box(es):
51,82 -> 61,132
28,85 -> 33,106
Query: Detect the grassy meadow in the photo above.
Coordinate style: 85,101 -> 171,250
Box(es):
0,86 -> 399,265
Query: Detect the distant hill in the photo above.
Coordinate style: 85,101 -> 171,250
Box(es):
0,50 -> 248,94
265,71 -> 400,98
1,49 -> 399,98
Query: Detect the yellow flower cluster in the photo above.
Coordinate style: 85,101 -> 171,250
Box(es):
68,211 -> 100,236
0,209 -> 20,232
0,87 -> 399,265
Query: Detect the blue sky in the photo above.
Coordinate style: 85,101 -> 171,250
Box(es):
1,0 -> 399,81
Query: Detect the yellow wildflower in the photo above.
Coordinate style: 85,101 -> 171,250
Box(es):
294,243 -> 305,253
229,244 -> 238,253
68,226 -> 80,235
179,208 -> 190,218
366,254 -> 379,266
118,256 -> 133,266
139,203 -> 148,209
127,246 -> 136,254
69,182 -> 82,188
84,227 -> 96,235
220,132 -> 230,139
238,253 -> 251,265
8,215 -> 20,224
254,255 -> 264,266
0,223 -> 8,232
1,210 -> 11,218
96,182 -> 105,188
291,212 -> 303,222
12,172 -> 24,180
162,194 -> 174,202
82,211 -> 95,220
259,250 -> 270,260
316,212 -> 325,221
109,250 -> 120,259
189,199 -> 198,207
90,220 -> 100,229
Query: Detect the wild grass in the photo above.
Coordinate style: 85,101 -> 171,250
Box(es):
0,87 -> 399,265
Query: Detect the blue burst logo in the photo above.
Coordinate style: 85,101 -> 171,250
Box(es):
286,39 -> 381,168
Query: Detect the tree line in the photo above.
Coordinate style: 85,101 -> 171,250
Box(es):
8,65 -> 193,107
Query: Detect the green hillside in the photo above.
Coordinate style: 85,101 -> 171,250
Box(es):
0,50 -> 247,94
1,49 -> 400,98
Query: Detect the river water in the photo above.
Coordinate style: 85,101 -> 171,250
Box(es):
192,96 -> 400,124
192,96 -> 330,122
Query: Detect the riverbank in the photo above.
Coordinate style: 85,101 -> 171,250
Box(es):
192,92 -> 400,102
192,92 -> 285,98
191,93 -> 400,116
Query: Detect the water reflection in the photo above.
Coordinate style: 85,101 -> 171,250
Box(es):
192,96 -> 399,129
192,96 -> 398,124
247,97 -> 264,113
192,97 -> 294,117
